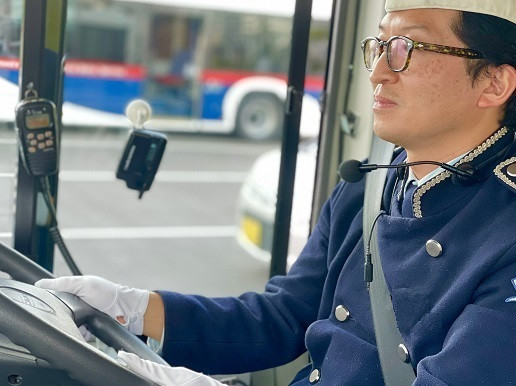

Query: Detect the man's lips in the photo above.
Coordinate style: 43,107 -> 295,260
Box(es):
373,95 -> 397,108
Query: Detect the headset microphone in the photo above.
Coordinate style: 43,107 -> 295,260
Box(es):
339,131 -> 515,185
338,159 -> 480,185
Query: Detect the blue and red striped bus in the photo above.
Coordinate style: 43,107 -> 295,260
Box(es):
0,0 -> 330,140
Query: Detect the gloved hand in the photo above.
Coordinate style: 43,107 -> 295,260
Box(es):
118,351 -> 225,386
35,275 -> 150,335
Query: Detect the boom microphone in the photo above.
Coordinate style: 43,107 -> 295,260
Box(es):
339,131 -> 515,185
338,159 -> 480,184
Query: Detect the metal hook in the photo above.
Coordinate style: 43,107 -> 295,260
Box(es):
24,82 -> 39,99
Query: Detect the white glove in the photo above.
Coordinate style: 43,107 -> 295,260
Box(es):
118,351 -> 225,386
35,275 -> 150,335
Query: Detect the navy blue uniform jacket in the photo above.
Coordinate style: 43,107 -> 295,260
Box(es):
157,127 -> 516,385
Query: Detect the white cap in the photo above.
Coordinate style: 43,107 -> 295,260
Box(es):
385,0 -> 516,24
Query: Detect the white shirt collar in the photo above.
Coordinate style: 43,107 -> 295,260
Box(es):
404,150 -> 471,193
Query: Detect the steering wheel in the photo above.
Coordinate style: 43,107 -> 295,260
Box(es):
0,242 -> 167,385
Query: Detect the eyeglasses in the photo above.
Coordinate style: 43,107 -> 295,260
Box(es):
361,35 -> 484,72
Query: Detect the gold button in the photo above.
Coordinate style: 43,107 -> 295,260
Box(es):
335,305 -> 350,322
309,369 -> 320,384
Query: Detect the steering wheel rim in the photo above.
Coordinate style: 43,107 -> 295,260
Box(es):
0,242 -> 166,385
0,279 -> 158,385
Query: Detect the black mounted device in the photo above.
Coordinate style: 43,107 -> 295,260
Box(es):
116,129 -> 167,198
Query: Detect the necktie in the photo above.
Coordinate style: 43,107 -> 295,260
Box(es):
401,181 -> 417,217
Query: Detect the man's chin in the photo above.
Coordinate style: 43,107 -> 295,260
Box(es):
373,124 -> 413,149
373,124 -> 397,143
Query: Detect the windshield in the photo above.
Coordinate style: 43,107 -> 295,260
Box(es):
0,1 -> 20,247
0,0 -> 330,297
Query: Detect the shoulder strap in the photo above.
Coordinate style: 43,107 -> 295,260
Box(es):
363,135 -> 416,385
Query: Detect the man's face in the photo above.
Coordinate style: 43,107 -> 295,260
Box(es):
370,9 -> 485,155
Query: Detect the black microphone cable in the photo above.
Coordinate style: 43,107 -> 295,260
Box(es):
339,159 -> 480,184
38,176 -> 83,276
364,210 -> 385,289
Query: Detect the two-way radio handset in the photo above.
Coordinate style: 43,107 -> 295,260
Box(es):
15,83 -> 59,177
15,85 -> 82,275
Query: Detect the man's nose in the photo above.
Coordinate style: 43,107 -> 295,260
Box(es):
369,51 -> 397,85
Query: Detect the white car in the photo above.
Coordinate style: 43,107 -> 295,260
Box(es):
237,139 -> 317,270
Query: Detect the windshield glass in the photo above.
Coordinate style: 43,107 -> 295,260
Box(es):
0,1 -> 21,246
0,0 -> 329,297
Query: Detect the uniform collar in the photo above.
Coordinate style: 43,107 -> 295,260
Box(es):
411,126 -> 515,218
384,126 -> 515,218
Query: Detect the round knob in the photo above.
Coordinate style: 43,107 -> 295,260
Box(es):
125,99 -> 152,128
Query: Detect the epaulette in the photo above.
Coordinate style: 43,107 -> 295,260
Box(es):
494,156 -> 516,193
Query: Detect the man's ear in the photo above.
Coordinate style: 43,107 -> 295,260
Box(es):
478,64 -> 516,108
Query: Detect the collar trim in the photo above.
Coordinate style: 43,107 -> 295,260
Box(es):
412,126 -> 509,218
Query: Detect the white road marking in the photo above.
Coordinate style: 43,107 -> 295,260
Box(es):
0,171 -> 247,182
58,170 -> 247,183
1,136 -> 274,157
62,226 -> 237,239
60,138 -> 273,156
0,226 -> 237,240
58,171 -> 115,182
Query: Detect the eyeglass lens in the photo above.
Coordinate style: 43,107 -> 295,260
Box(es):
363,39 -> 381,70
387,38 -> 409,71
363,37 -> 409,71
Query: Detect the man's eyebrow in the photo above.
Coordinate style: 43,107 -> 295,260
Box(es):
378,23 -> 432,34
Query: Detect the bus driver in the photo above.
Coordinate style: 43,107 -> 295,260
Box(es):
37,0 -> 516,384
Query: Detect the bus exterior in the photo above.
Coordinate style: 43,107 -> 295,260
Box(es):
0,0 -> 331,140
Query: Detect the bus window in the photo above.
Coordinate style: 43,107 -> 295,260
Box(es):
69,24 -> 127,62
205,14 -> 291,73
146,15 -> 202,117
0,1 -> 21,57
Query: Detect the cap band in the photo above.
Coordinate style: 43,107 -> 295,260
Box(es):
385,0 -> 515,24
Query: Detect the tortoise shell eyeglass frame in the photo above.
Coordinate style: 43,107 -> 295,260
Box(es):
361,35 -> 484,72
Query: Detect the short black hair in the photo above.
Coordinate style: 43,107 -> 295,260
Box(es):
452,11 -> 516,129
